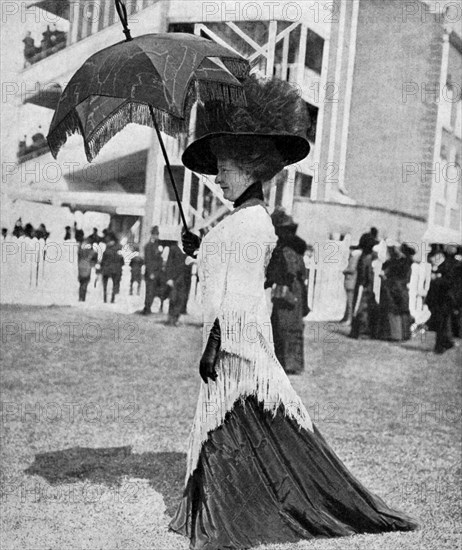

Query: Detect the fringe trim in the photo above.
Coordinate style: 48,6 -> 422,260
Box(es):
47,110 -> 83,159
186,320 -> 314,480
221,57 -> 251,81
47,78 -> 246,161
86,102 -> 188,161
197,80 -> 246,106
216,296 -> 261,362
47,101 -> 187,162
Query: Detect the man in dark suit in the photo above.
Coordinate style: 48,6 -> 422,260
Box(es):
100,234 -> 124,304
78,239 -> 98,302
164,240 -> 187,326
141,226 -> 163,314
426,247 -> 457,354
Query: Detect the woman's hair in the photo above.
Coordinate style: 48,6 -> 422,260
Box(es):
210,136 -> 285,182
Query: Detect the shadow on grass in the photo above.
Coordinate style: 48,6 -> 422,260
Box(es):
24,446 -> 186,515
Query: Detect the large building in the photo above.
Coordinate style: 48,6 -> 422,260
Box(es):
1,0 -> 460,249
293,0 -> 461,251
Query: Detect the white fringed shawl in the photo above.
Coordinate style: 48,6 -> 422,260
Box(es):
186,203 -> 314,479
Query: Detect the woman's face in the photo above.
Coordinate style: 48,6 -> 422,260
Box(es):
215,158 -> 253,202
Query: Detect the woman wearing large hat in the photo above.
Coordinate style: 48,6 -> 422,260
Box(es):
265,207 -> 310,374
170,75 -> 418,548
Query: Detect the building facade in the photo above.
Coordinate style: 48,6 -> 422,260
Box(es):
293,0 -> 461,251
2,0 -> 460,250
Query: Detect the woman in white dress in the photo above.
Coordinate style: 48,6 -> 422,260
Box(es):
169,75 -> 418,550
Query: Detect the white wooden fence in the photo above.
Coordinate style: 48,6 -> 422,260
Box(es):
1,237 -> 432,324
1,237 -> 81,306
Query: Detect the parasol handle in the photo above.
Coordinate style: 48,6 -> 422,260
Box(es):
148,105 -> 189,232
115,0 -> 132,42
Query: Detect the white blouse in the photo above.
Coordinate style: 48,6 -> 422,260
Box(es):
198,202 -> 277,356
187,201 -> 314,478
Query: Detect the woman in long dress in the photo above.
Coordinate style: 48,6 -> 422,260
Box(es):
170,76 -> 418,549
265,208 -> 310,374
376,244 -> 414,341
349,236 -> 379,339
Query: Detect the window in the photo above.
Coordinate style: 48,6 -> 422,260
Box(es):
441,84 -> 453,130
455,154 -> 461,205
190,174 -> 199,210
305,29 -> 324,74
294,172 -> 312,198
440,144 -> 448,160
168,23 -> 194,34
269,169 -> 287,207
305,102 -> 318,143
455,101 -> 462,139
435,203 -> 446,226
449,209 -> 460,231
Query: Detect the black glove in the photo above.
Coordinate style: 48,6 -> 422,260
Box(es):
200,318 -> 221,384
182,230 -> 201,258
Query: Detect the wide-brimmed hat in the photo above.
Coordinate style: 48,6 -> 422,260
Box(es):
271,207 -> 297,229
182,75 -> 311,175
400,243 -> 416,257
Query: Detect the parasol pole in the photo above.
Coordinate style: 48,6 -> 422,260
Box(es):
148,105 -> 189,231
114,0 -> 132,41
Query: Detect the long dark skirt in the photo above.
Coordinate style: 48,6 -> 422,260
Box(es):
376,312 -> 413,341
376,280 -> 413,341
271,306 -> 304,374
350,289 -> 379,339
169,396 -> 419,549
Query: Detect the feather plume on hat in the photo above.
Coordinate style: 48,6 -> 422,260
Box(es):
182,75 -> 311,175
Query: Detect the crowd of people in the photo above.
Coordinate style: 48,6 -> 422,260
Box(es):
136,225 -> 191,326
76,229 -> 126,304
261,216 -> 461,363
4,220 -> 192,320
5,217 -> 460,355
73,225 -> 192,326
340,226 -> 462,354
346,227 -> 415,341
64,224 -> 109,244
2,220 -> 111,243
23,25 -> 67,65
4,218 -> 50,240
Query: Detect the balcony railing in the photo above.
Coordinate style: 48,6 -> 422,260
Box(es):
17,142 -> 49,163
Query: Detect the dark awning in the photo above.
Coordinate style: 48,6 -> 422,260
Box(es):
9,189 -> 146,216
24,83 -> 62,110
26,0 -> 70,20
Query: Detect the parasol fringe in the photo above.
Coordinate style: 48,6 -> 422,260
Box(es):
197,81 -> 246,106
48,82 -> 247,161
47,110 -> 82,159
86,102 -> 188,161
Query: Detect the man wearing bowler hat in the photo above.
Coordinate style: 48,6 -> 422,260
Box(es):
141,226 -> 163,314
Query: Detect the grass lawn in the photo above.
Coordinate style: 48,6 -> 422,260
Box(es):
1,304 -> 460,550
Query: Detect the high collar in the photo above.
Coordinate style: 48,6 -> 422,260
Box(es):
233,181 -> 264,208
